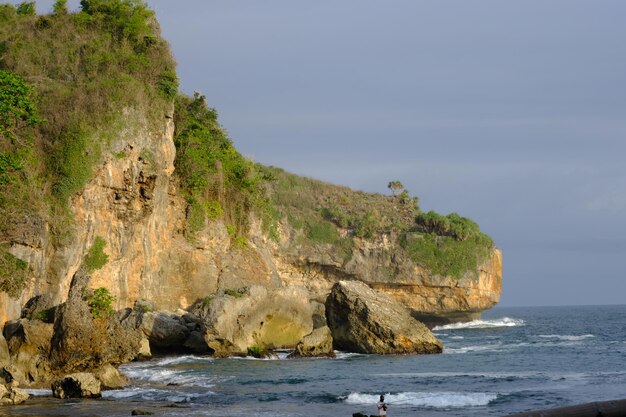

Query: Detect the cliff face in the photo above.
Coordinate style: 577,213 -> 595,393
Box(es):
0,106 -> 501,328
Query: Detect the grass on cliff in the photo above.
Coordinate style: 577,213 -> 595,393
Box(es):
0,0 -> 177,297
264,166 -> 493,279
173,92 -> 273,242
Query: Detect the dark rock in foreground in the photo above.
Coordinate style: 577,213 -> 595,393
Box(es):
326,280 -> 442,354
52,372 -> 101,399
502,397 -> 626,417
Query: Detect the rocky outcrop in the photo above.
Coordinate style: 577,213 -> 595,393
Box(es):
289,326 -> 335,358
326,281 -> 443,354
2,318 -> 53,385
52,373 -> 101,399
0,381 -> 29,406
140,310 -> 208,353
49,267 -> 141,373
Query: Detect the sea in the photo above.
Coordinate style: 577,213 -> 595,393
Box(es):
4,305 -> 626,417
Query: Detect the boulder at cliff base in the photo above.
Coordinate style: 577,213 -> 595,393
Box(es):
325,280 -> 443,354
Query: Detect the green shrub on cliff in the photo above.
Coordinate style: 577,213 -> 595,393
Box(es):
84,287 -> 115,318
0,249 -> 29,298
0,69 -> 41,140
84,236 -> 109,272
401,212 -> 493,279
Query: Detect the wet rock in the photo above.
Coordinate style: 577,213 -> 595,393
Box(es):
52,372 -> 101,399
325,280 -> 443,354
0,381 -> 29,405
288,326 -> 335,358
183,330 -> 212,354
136,338 -> 152,360
95,364 -> 128,390
131,410 -> 155,415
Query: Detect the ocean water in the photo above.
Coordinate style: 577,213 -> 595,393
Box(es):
9,305 -> 626,417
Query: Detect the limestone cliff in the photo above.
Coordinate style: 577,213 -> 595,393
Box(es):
0,100 -> 501,330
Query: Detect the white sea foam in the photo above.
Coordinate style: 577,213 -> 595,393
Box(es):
156,355 -> 214,366
433,317 -> 524,330
23,389 -> 51,397
344,391 -> 497,408
102,387 -> 209,402
119,364 -> 219,388
537,334 -> 595,341
443,343 -> 503,354
375,371 -> 543,379
334,351 -> 368,359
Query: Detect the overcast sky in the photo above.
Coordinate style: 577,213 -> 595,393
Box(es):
29,1 -> 626,307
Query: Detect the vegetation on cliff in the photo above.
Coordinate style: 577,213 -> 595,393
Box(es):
265,167 -> 493,279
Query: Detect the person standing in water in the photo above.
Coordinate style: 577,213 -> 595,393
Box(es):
377,394 -> 388,416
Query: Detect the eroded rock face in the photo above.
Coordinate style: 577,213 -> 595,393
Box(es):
51,373 -> 101,399
325,281 -> 442,355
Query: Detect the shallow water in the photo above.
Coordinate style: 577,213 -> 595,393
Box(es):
5,305 -> 626,417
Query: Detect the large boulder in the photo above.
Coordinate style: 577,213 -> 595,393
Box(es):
95,364 -> 128,390
0,381 -> 29,406
325,280 -> 443,354
289,326 -> 335,358
203,285 -> 314,355
51,372 -> 101,399
2,319 -> 53,384
140,311 -> 190,350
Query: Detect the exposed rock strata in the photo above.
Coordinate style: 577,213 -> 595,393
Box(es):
326,281 -> 443,354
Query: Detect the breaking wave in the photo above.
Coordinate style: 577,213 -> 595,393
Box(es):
344,391 -> 498,408
536,334 -> 595,341
434,317 -> 525,331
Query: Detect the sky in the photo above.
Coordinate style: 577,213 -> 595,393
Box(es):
24,1 -> 626,307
